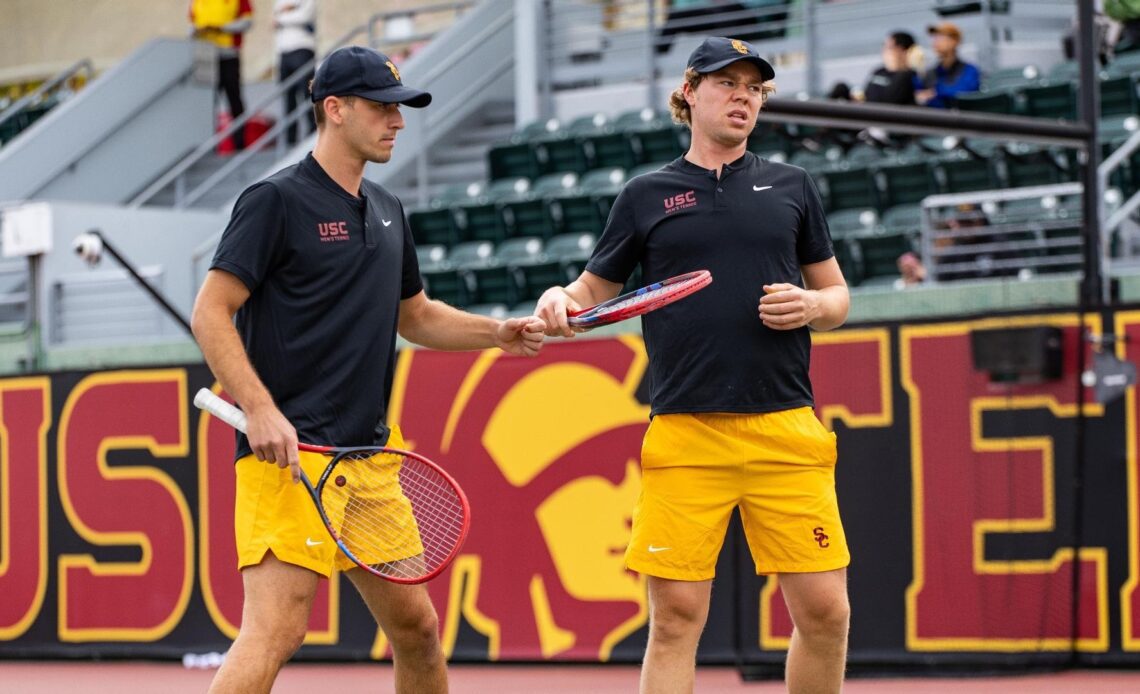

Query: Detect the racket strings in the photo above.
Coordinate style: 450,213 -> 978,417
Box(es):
321,451 -> 465,580
592,284 -> 675,317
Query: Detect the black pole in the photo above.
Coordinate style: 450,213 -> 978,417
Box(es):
1071,0 -> 1099,666
1077,0 -> 1103,305
89,230 -> 194,336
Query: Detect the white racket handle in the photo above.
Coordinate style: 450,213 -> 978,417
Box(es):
194,388 -> 249,434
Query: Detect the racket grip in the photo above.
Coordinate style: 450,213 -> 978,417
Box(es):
194,388 -> 249,433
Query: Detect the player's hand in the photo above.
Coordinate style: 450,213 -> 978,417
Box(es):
759,283 -> 821,330
495,315 -> 547,356
534,287 -> 581,338
245,404 -> 302,483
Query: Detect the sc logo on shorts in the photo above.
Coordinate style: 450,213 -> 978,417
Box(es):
813,527 -> 830,549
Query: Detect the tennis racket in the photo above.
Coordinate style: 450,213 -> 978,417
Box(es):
194,388 -> 470,584
567,269 -> 712,329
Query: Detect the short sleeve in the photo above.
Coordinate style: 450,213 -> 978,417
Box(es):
584,185 -> 642,284
210,182 -> 287,291
400,208 -> 424,300
797,172 -> 835,266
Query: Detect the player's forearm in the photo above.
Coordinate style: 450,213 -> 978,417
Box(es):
563,277 -> 614,309
399,298 -> 500,351
191,305 -> 275,412
808,285 -> 850,331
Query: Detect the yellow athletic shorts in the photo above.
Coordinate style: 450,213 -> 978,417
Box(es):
625,408 -> 850,581
234,425 -> 423,577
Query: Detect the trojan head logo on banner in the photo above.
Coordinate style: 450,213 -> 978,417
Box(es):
392,338 -> 651,660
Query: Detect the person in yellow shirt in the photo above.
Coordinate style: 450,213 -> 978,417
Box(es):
190,0 -> 253,150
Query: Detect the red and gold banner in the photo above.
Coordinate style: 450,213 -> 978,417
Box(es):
1,309 -> 1138,668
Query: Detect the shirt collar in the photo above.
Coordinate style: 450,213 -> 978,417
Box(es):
300,152 -> 364,204
673,150 -> 755,176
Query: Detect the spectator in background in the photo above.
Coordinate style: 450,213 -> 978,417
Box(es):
1106,0 -> 1140,53
191,0 -> 253,150
864,31 -> 918,105
915,21 -> 981,108
274,0 -> 317,146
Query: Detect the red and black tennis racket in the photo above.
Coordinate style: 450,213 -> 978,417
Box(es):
194,388 -> 469,584
567,269 -> 712,329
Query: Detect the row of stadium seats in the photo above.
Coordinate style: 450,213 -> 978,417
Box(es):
957,53 -> 1140,120
409,166 -> 635,246
416,233 -> 632,309
487,108 -> 689,181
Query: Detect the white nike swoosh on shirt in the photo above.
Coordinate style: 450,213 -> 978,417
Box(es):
647,545 -> 672,553
753,185 -> 773,192
382,219 -> 393,227
305,538 -> 324,547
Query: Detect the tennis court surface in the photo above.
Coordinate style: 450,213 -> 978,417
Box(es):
2,661 -> 1139,693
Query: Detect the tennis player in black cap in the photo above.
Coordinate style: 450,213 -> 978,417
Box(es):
536,36 -> 850,693
193,45 -> 545,694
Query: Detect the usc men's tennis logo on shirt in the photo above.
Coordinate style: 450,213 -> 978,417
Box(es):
317,221 -> 350,242
664,190 -> 697,214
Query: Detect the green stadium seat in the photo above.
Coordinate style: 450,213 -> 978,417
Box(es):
827,208 -> 878,236
545,231 -> 597,280
816,164 -> 876,212
488,118 -> 560,180
872,158 -> 933,210
996,143 -> 1073,187
1046,60 -> 1080,83
416,244 -> 449,271
880,203 -> 926,244
551,167 -> 627,237
790,148 -> 842,175
747,122 -> 790,156
1106,50 -> 1140,78
1099,74 -> 1138,117
1022,82 -> 1077,120
844,143 -> 888,167
500,172 -> 579,239
407,182 -> 484,247
499,237 -> 558,303
451,240 -> 516,306
587,108 -> 661,169
956,90 -> 1019,115
851,227 -> 916,283
421,267 -> 467,306
628,160 -> 670,179
535,113 -> 610,175
932,150 -> 998,193
453,177 -> 531,244
982,64 -> 1041,92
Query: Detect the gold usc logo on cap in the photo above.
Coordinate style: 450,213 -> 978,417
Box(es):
386,60 -> 401,81
731,39 -> 750,55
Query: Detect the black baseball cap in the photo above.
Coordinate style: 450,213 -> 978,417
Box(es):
687,37 -> 776,82
310,46 -> 432,108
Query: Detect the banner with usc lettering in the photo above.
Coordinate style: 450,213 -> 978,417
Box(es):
2,309 -> 1140,670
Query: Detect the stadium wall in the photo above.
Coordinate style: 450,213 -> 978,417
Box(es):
1,305 -> 1139,670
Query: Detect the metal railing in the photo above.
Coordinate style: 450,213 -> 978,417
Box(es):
538,0 -> 1073,106
0,59 -> 94,133
129,1 -> 474,209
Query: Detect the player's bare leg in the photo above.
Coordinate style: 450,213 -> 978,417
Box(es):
780,568 -> 850,694
640,576 -> 713,694
350,570 -> 448,694
209,551 -> 320,694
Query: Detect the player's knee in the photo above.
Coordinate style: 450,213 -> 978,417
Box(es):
793,592 -> 850,643
388,605 -> 442,653
649,596 -> 708,644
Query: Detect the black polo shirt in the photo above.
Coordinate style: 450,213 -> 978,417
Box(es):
864,66 -> 917,105
211,153 -> 423,458
585,151 -> 834,416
